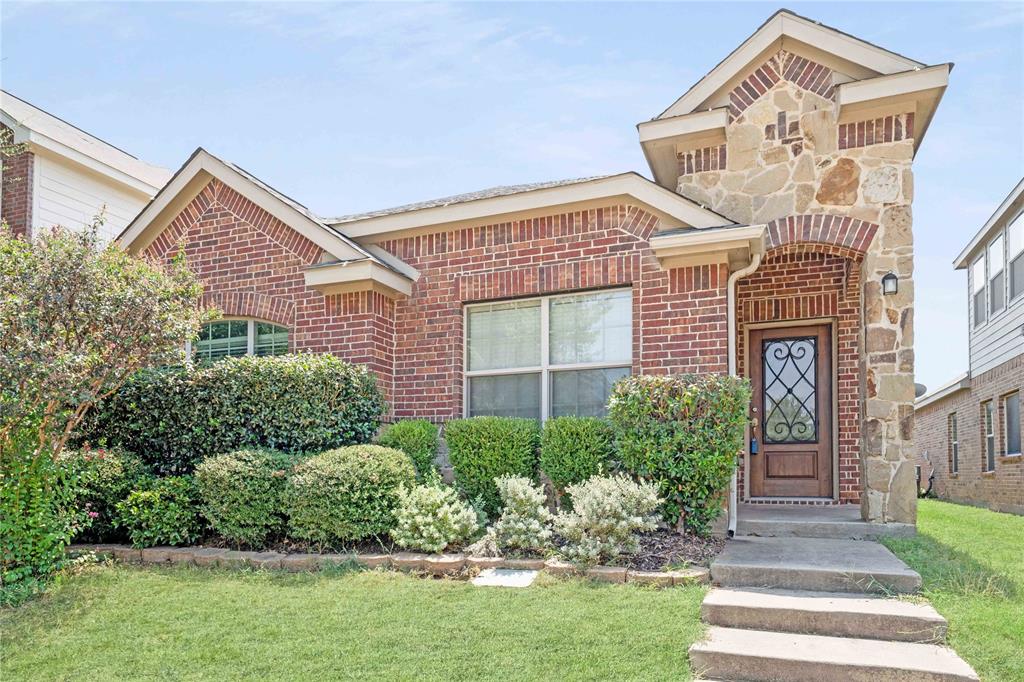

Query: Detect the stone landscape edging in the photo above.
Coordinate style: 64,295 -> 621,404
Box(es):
68,544 -> 709,587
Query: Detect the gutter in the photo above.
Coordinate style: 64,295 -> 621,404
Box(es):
726,252 -> 762,538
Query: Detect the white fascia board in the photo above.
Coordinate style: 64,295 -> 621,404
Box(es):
335,173 -> 731,240
637,109 -> 729,144
119,149 -> 367,262
915,372 -> 970,410
837,64 -> 950,109
954,178 -> 1024,269
304,259 -> 413,298
650,224 -> 766,256
0,111 -> 160,197
658,11 -> 923,120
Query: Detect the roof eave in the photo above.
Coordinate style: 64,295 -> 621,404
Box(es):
953,177 -> 1024,269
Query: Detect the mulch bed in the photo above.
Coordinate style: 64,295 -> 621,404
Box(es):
615,529 -> 725,571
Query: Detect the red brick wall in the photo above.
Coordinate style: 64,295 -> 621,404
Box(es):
1,125 -> 34,238
914,356 -> 1024,515
736,245 -> 864,503
377,204 -> 729,420
143,179 -> 396,396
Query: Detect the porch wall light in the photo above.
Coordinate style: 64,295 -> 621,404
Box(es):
882,272 -> 899,295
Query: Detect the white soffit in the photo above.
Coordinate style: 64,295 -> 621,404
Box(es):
304,259 -> 413,298
649,224 -> 766,268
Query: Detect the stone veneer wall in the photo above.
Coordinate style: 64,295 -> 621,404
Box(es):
676,49 -> 917,522
914,357 -> 1024,516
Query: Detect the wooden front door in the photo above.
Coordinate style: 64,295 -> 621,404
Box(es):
749,325 -> 833,498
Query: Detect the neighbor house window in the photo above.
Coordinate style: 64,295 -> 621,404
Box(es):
948,412 -> 959,475
1004,392 -> 1021,456
465,289 -> 632,420
989,235 -> 1005,314
983,400 -> 995,472
1009,214 -> 1024,300
972,257 -> 986,327
193,320 -> 289,361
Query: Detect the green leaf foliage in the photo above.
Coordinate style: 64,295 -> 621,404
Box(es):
391,482 -> 479,553
608,374 -> 751,536
195,449 -> 296,548
376,420 -> 439,479
115,476 -> 203,548
540,417 -> 615,497
82,354 -> 387,475
444,417 -> 539,516
284,445 -> 416,546
57,446 -> 152,543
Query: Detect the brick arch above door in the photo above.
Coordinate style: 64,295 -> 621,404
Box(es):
764,214 -> 879,261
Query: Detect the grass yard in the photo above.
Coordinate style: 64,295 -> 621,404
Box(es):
1,565 -> 706,681
884,499 -> 1024,682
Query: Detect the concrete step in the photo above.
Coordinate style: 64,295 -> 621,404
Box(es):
702,588 -> 947,643
689,627 -> 979,682
737,517 -> 916,540
711,536 -> 922,594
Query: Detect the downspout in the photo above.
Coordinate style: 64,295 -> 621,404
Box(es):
726,251 -> 762,538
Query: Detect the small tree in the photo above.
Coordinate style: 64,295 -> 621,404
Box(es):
0,221 -> 208,461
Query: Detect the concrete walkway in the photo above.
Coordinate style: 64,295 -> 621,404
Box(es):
690,535 -> 978,681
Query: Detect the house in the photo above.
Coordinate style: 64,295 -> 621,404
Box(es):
118,10 -> 949,526
0,90 -> 171,241
915,179 -> 1024,515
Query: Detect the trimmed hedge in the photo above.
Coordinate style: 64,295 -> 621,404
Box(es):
285,445 -> 416,546
195,449 -> 296,547
376,420 -> 439,479
115,476 -> 203,548
444,417 -> 539,516
58,447 -> 151,543
81,354 -> 387,474
608,374 -> 750,536
540,417 -> 615,499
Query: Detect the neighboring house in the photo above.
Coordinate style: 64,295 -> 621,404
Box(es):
915,179 -> 1024,515
0,90 -> 171,241
119,10 -> 950,525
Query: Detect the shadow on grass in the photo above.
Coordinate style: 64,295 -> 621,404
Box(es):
883,532 -> 1017,600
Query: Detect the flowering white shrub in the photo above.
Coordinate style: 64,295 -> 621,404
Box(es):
391,483 -> 479,554
468,476 -> 552,556
554,474 -> 661,566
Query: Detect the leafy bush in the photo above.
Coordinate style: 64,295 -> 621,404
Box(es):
195,449 -> 295,547
116,476 -> 203,548
445,417 -> 539,516
377,420 -> 439,479
472,476 -> 552,556
1,430 -> 86,605
285,445 -> 415,546
554,474 -> 661,566
83,355 -> 387,474
608,374 -> 750,535
58,446 -> 151,542
540,417 -> 615,499
392,481 -> 479,553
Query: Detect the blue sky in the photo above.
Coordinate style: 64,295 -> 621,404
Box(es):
2,1 -> 1022,390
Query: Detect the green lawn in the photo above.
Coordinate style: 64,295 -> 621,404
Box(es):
884,499 -> 1024,682
1,566 -> 706,681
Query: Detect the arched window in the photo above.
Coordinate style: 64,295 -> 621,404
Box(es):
193,320 -> 289,361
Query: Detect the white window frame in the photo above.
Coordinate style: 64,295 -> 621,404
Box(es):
1003,392 -> 1021,457
988,235 -> 1006,316
462,288 -> 633,421
186,318 -> 287,358
983,400 -> 996,473
949,412 -> 959,475
971,256 -> 987,327
1008,213 -> 1024,301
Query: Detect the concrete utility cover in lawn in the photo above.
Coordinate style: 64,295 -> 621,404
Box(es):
471,568 -> 538,588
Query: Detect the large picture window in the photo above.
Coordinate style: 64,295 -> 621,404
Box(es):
194,320 -> 289,361
972,257 -> 986,327
989,236 -> 1005,315
465,289 -> 632,420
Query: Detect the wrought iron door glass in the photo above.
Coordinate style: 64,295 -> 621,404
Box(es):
762,336 -> 818,443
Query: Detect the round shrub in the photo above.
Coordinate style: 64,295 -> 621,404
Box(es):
608,374 -> 751,535
392,482 -> 479,553
540,417 -> 615,498
554,474 -> 661,566
195,449 -> 295,547
115,476 -> 203,548
444,417 -> 539,517
376,420 -> 439,479
58,446 -> 151,542
285,445 -> 415,546
81,354 -> 387,474
472,476 -> 552,556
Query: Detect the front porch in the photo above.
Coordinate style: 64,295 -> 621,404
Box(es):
735,502 -> 916,540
